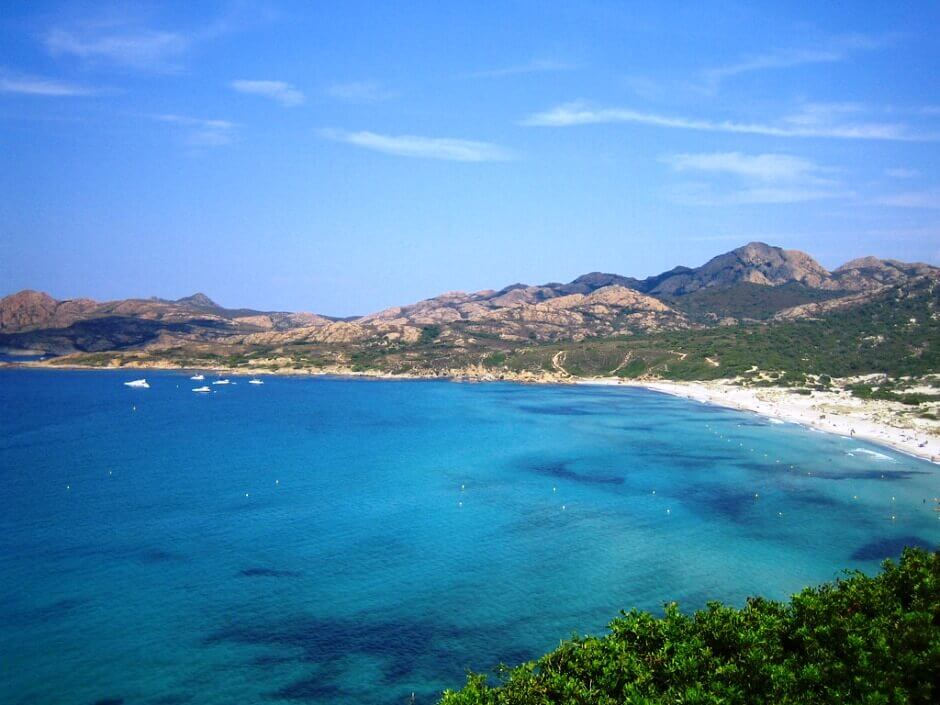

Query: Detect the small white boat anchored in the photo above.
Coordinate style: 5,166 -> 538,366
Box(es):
212,379 -> 230,385
192,386 -> 211,393
190,374 -> 205,381
124,379 -> 150,388
248,379 -> 264,385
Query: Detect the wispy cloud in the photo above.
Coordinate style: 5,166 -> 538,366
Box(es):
319,129 -> 512,162
0,70 -> 95,96
704,48 -> 842,84
877,189 -> 940,209
700,34 -> 891,91
521,101 -> 937,141
42,5 -> 267,73
663,152 -> 847,205
671,184 -> 849,206
46,27 -> 189,72
663,152 -> 834,183
326,81 -> 395,103
231,79 -> 304,107
466,58 -> 578,79
150,114 -> 236,147
885,167 -> 920,179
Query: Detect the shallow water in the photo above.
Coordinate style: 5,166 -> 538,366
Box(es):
1,370 -> 936,705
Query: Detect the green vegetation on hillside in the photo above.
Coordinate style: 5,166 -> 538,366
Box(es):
501,279 -> 939,381
662,281 -> 845,321
440,548 -> 938,705
847,383 -> 940,406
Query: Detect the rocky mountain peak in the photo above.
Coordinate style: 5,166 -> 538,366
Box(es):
732,242 -> 829,277
176,293 -> 219,309
0,290 -> 59,331
643,242 -> 833,296
831,256 -> 939,290
834,256 -> 886,272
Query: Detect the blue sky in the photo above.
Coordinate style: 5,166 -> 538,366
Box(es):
2,1 -> 939,315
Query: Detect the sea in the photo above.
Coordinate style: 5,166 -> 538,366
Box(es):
1,369 -> 937,705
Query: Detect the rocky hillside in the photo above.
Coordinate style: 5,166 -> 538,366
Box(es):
356,283 -> 688,341
637,242 -> 835,295
353,242 -> 937,331
831,257 -> 939,290
0,291 -> 333,354
1,242 -> 936,356
609,242 -> 933,296
0,290 -> 98,332
0,290 -> 334,334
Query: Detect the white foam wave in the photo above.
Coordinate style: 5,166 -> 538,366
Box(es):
850,448 -> 896,462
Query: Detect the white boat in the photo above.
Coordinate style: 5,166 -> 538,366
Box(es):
248,379 -> 264,385
124,379 -> 150,388
192,386 -> 211,393
212,379 -> 230,385
190,374 -> 205,381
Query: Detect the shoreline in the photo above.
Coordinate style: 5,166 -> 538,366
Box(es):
579,378 -> 940,465
5,360 -> 938,464
3,359 -> 566,384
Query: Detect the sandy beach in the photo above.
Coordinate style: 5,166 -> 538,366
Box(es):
580,378 -> 940,464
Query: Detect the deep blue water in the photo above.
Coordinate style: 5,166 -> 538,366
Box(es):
1,369 -> 937,705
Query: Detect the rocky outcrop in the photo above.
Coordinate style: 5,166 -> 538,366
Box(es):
0,290 -> 98,332
0,290 -> 57,331
0,290 -> 338,353
772,291 -> 880,321
832,257 -> 939,291
174,292 -> 219,309
350,282 -> 688,343
640,242 -> 836,296
466,285 -> 688,341
631,243 -> 937,298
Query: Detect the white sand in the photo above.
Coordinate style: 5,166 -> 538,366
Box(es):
578,378 -> 940,464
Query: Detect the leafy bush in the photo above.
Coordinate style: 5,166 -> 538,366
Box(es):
847,384 -> 940,406
440,548 -> 938,705
616,358 -> 648,378
483,352 -> 507,368
420,325 -> 442,345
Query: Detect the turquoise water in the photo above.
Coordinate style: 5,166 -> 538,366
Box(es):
1,370 -> 937,705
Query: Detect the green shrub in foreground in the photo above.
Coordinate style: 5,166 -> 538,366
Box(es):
440,548 -> 938,705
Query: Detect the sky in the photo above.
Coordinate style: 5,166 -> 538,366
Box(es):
2,1 -> 939,315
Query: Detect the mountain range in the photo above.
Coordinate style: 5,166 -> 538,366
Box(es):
1,243 -> 937,374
